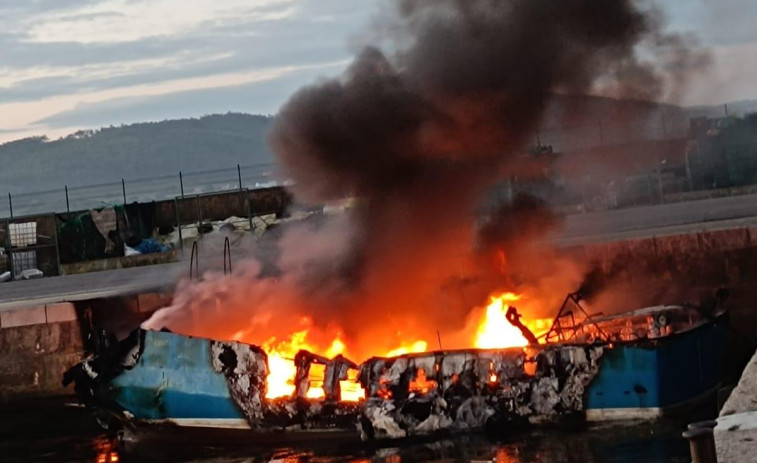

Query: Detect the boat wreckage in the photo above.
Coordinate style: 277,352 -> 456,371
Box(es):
63,295 -> 729,441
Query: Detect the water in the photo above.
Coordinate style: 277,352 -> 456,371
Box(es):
0,397 -> 693,463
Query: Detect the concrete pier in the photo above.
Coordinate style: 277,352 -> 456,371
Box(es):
0,262 -> 180,312
716,348 -> 757,462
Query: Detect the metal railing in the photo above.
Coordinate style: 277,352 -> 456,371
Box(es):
0,163 -> 278,219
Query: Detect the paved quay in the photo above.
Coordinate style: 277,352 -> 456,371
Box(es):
560,192 -> 757,241
555,192 -> 757,246
0,262 -> 182,312
716,348 -> 757,463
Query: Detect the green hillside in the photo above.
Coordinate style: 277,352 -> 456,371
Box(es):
0,113 -> 275,193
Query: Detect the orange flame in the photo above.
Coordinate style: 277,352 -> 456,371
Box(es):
409,368 -> 437,395
226,287 -> 558,403
261,329 -> 440,401
340,368 -> 365,402
95,451 -> 119,463
474,292 -> 529,349
385,340 -> 428,358
263,332 -> 305,399
261,329 -> 437,401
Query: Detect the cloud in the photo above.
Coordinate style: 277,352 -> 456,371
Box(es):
32,63 -> 345,129
0,15 -> 355,104
25,0 -> 298,44
0,51 -> 231,88
0,0 -> 364,138
0,0 -> 755,143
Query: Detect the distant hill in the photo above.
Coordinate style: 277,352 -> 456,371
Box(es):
1,95 -> 749,196
0,113 -> 275,194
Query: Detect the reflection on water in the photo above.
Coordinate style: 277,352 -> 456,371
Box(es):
0,398 -> 692,463
114,422 -> 690,463
94,437 -> 119,463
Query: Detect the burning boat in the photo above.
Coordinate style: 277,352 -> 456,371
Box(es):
546,294 -> 729,422
63,292 -> 729,442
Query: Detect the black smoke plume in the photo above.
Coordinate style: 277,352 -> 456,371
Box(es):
149,0 -> 709,358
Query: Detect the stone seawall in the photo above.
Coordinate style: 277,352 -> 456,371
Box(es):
0,293 -> 172,402
564,226 -> 757,272
0,303 -> 83,400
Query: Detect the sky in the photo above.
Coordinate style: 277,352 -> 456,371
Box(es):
0,0 -> 755,143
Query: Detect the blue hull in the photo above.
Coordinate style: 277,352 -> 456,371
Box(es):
76,311 -> 728,430
585,314 -> 727,420
106,331 -> 247,424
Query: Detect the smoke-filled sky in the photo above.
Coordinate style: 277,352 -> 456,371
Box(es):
145,0 -> 722,359
0,0 -> 755,143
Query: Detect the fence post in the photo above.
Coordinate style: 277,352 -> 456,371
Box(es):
247,189 -> 254,231
52,213 -> 62,276
196,195 -> 203,236
122,178 -> 127,204
8,193 -> 12,219
5,219 -> 13,280
174,197 -> 183,252
235,165 -> 249,230
65,185 -> 70,218
179,171 -> 185,198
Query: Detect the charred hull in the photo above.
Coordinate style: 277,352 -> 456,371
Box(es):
64,329 -> 367,434
357,346 -> 603,440
63,329 -> 603,440
63,305 -> 728,441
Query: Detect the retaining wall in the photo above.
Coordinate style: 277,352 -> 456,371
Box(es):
0,303 -> 82,400
563,226 -> 757,282
0,292 -> 172,402
154,186 -> 292,228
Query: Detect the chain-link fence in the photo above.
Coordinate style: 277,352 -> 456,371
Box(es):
0,163 -> 278,219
